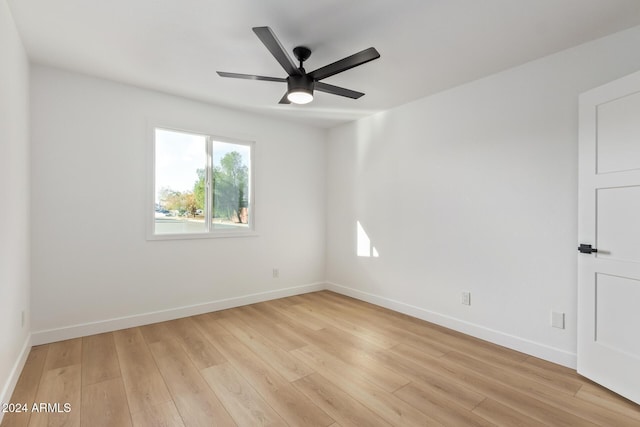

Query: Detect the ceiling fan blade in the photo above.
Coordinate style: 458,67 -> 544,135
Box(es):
309,47 -> 380,81
278,93 -> 291,104
315,82 -> 364,99
216,71 -> 286,82
252,26 -> 300,76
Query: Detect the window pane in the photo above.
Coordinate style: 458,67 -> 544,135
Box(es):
154,129 -> 207,234
211,140 -> 251,230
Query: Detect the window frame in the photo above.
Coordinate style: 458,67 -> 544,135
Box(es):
147,124 -> 257,241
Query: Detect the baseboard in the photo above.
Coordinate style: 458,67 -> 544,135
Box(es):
0,333 -> 32,424
31,282 -> 325,345
326,281 -> 577,369
29,280 -> 577,369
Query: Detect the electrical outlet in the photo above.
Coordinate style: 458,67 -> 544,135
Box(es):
272,268 -> 279,279
551,311 -> 565,329
461,292 -> 471,306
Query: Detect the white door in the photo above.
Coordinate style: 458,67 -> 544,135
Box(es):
578,70 -> 640,405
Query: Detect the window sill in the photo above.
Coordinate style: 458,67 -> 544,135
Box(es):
146,230 -> 259,241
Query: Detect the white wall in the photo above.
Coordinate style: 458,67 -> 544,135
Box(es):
0,0 -> 30,408
30,66 -> 326,341
326,26 -> 640,367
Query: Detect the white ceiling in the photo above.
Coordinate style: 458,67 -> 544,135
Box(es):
8,0 -> 640,128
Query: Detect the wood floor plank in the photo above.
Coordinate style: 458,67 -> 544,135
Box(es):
434,340 -> 583,396
305,326 -> 411,393
42,339 -> 82,371
376,339 -> 597,426
291,345 -> 441,426
374,345 -> 485,410
310,320 -> 389,360
249,302 -> 320,344
27,364 -> 81,427
201,363 -> 287,427
1,346 -> 49,427
387,343 -> 449,368
293,372 -> 392,427
278,295 -> 308,306
575,382 -> 640,422
130,401 -> 185,427
476,356 -> 583,396
217,317 -> 313,382
472,398 -> 547,427
192,313 -> 334,427
80,378 -> 132,427
234,305 -> 308,350
411,350 -> 600,426
289,303 -> 397,349
138,321 -> 172,345
321,291 -> 528,364
261,296 -> 301,309
443,350 -> 640,427
393,382 -> 494,427
252,300 -> 308,325
113,328 -> 173,415
165,317 -> 227,370
516,357 -> 584,395
261,301 -> 330,331
81,333 -> 120,386
147,339 -> 235,427
308,294 -> 451,357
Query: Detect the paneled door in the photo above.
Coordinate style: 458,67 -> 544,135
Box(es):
578,70 -> 640,405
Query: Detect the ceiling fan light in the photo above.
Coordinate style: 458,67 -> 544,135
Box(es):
286,74 -> 315,105
287,90 -> 313,104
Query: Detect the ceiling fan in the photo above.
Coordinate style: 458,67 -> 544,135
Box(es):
217,26 -> 380,105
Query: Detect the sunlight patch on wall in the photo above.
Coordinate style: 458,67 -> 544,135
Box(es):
357,221 -> 379,258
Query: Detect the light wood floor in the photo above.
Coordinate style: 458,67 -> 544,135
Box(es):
2,291 -> 640,426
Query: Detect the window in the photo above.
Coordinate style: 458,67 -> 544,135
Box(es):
150,127 -> 254,239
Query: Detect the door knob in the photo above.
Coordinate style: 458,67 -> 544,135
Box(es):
578,244 -> 598,254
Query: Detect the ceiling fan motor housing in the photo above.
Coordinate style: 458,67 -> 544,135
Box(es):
287,74 -> 315,96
